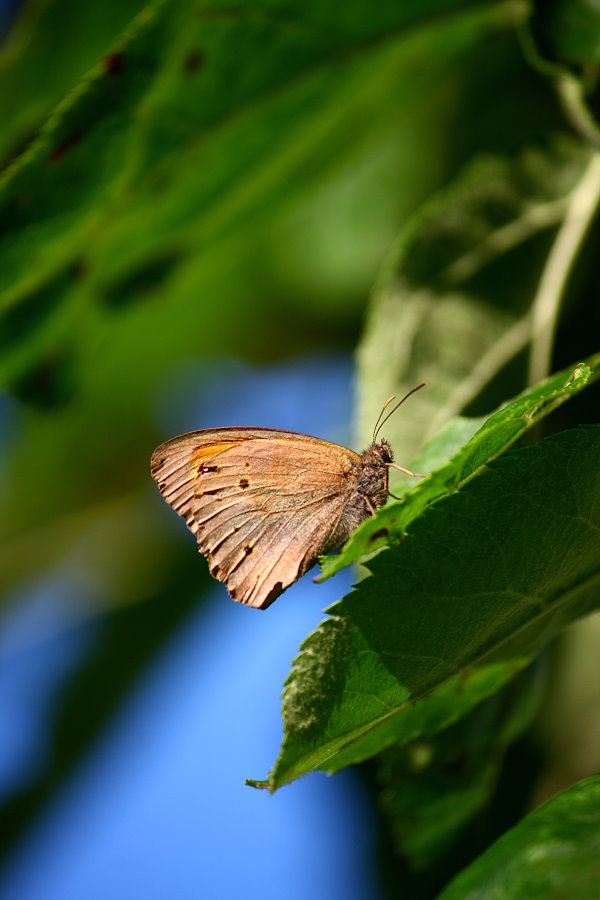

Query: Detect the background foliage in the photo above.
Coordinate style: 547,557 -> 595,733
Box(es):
1,0 -> 599,897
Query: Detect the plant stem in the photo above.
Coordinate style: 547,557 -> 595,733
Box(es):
528,153 -> 600,385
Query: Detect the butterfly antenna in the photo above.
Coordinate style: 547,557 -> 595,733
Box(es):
373,382 -> 426,443
371,395 -> 397,445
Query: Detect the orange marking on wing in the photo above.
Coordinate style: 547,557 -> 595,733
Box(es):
190,440 -> 243,478
191,441 -> 241,463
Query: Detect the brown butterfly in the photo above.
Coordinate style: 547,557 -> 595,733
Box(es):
151,383 -> 426,609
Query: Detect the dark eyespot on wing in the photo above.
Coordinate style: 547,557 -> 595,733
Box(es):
239,478 -> 249,489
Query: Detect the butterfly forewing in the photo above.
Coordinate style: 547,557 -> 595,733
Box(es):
151,428 -> 361,608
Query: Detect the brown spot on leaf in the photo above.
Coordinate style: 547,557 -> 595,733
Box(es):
103,51 -> 124,75
48,133 -> 81,164
182,49 -> 204,74
444,750 -> 469,777
369,528 -> 389,543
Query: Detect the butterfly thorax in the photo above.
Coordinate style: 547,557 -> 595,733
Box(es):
359,438 -> 392,510
322,437 -> 391,555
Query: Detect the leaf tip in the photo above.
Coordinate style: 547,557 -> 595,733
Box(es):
244,777 -> 270,791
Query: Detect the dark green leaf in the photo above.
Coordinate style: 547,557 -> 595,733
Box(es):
440,775 -> 600,899
0,0 -> 148,167
530,0 -> 600,67
378,662 -> 546,869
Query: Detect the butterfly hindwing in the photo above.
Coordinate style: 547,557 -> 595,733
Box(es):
151,428 -> 360,608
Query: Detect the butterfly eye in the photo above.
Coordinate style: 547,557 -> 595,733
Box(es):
376,439 -> 393,464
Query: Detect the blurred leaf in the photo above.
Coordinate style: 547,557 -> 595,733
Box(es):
0,0 -> 149,165
530,0 -> 600,67
440,775 -> 600,899
524,6 -> 600,149
0,0 -> 518,382
355,140 -> 597,461
529,610 -> 600,804
321,355 -> 599,580
267,423 -> 600,788
1,0 -> 539,597
377,662 -> 545,870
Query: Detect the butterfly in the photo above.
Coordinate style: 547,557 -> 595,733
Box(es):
151,384 -> 426,609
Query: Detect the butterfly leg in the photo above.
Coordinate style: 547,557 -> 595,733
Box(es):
388,462 -> 426,478
361,493 -> 377,517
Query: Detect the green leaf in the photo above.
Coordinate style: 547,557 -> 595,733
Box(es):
377,661 -> 546,869
439,775 -> 600,899
321,355 -> 599,580
268,423 -> 600,788
530,0 -> 600,67
0,0 -> 515,386
0,0 -> 148,166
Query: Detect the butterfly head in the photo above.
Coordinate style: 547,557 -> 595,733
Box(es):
372,437 -> 393,465
368,385 -> 428,501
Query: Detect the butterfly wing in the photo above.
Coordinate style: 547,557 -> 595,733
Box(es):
151,427 -> 360,609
